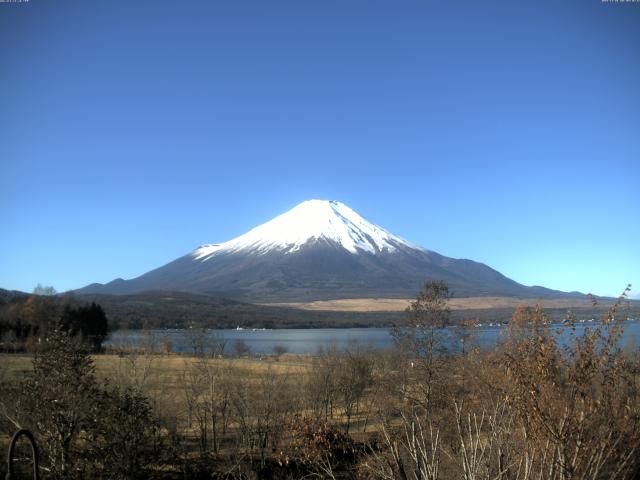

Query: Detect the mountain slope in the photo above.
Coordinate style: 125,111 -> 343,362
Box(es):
76,200 -> 580,301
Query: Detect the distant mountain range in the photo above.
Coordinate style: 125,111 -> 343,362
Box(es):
77,200 -> 583,302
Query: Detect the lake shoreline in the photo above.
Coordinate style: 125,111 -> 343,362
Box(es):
105,319 -> 640,356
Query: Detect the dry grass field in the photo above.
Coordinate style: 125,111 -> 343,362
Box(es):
265,296 -> 605,312
0,352 -> 311,383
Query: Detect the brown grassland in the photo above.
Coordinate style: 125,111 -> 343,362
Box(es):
265,296 -> 614,312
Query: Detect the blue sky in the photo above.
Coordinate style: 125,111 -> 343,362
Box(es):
1,0 -> 638,298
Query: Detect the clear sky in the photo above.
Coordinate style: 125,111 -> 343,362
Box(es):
1,0 -> 638,298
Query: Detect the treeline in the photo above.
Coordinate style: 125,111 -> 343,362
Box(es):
75,291 -> 403,329
2,288 -> 632,333
0,292 -> 109,352
66,291 -> 636,330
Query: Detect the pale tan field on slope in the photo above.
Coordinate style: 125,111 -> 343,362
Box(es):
264,297 -> 602,312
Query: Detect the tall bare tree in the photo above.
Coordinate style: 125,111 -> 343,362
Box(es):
392,280 -> 452,411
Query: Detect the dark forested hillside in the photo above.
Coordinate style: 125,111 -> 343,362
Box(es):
74,290 -> 403,329
0,290 -> 108,351
3,288 -> 634,337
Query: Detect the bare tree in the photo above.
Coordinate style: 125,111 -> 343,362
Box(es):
362,408 -> 441,480
306,345 -> 340,421
33,284 -> 57,296
336,344 -> 374,434
273,343 -> 288,357
233,339 -> 251,357
392,280 -> 452,411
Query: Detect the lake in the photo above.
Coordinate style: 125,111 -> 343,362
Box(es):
106,319 -> 640,355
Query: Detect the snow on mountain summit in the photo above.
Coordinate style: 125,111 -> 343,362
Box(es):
193,200 -> 415,260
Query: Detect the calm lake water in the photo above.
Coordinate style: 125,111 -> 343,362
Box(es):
106,319 -> 640,356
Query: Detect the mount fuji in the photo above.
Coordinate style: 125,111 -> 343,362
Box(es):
77,200 -> 576,301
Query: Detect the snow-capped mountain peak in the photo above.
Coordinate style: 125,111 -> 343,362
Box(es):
76,199 -> 576,301
193,199 -> 415,260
